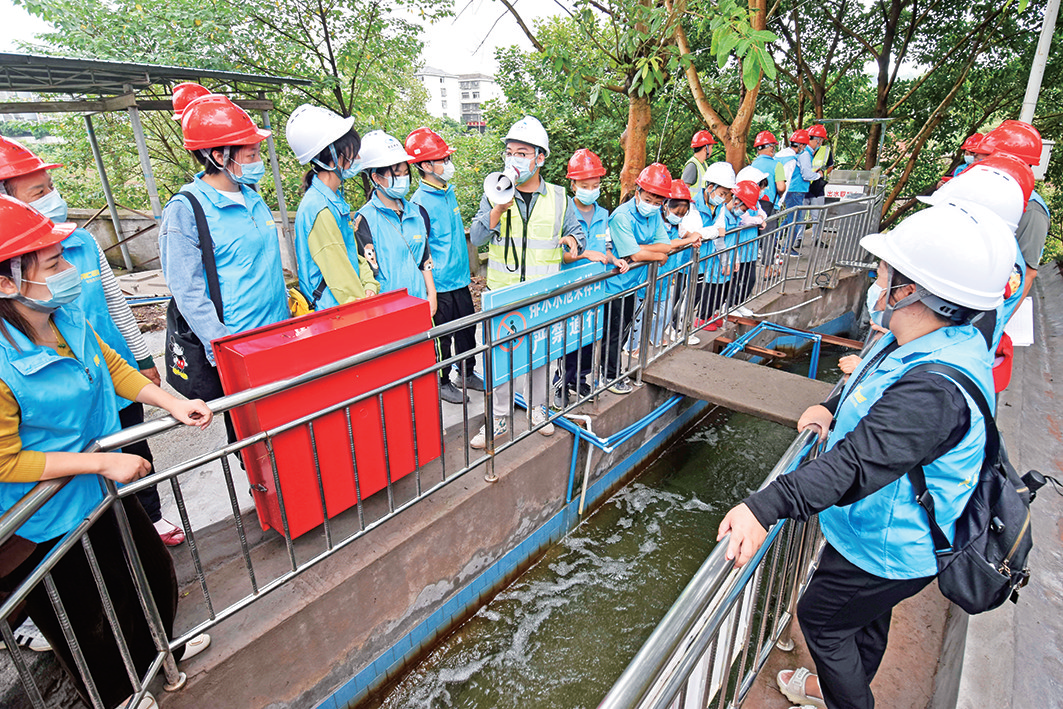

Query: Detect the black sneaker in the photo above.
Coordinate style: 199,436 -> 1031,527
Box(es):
439,381 -> 468,404
460,372 -> 487,392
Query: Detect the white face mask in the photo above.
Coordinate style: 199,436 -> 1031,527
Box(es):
439,161 -> 456,183
29,188 -> 68,223
866,280 -> 884,326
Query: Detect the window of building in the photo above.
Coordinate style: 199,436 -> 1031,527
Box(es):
441,88 -> 447,97
462,92 -> 469,99
442,100 -> 447,109
472,92 -> 479,99
439,77 -> 444,83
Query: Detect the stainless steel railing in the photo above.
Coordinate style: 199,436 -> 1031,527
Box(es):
0,190 -> 882,707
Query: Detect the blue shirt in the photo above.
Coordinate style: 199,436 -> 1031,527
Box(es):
607,199 -> 669,296
411,181 -> 471,293
356,192 -> 430,300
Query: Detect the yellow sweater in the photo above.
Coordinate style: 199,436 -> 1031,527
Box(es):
0,323 -> 151,483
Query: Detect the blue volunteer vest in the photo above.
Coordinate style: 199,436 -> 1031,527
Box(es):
172,175 -> 289,334
692,190 -> 724,276
61,228 -> 138,408
787,147 -> 814,194
357,192 -> 429,300
567,199 -> 610,268
736,208 -> 760,263
751,155 -> 780,205
702,208 -> 739,285
0,306 -> 121,542
819,326 -> 993,579
606,199 -> 666,297
294,176 -> 361,310
411,182 -> 471,293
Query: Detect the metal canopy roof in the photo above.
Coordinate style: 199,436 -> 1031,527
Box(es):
0,52 -> 310,96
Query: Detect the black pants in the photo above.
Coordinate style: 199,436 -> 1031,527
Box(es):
797,544 -> 934,709
729,261 -> 757,306
563,343 -> 596,389
694,276 -> 728,321
434,286 -> 477,381
603,294 -> 637,381
121,403 -> 160,523
1,497 -> 181,708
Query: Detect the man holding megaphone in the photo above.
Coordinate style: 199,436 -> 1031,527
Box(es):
469,116 -> 587,450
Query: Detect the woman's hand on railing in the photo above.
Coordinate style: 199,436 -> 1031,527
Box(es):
98,453 -> 154,483
717,503 -> 767,568
797,404 -> 833,443
168,398 -> 214,430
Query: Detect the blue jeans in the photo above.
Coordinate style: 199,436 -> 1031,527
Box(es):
781,191 -> 807,251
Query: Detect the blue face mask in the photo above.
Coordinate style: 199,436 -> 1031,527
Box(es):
231,159 -> 266,185
708,191 -> 725,207
22,265 -> 83,313
865,280 -> 884,326
666,212 -> 682,225
636,195 -> 660,218
575,186 -> 600,205
341,157 -> 363,181
381,175 -> 410,199
963,153 -> 976,164
29,189 -> 68,223
504,155 -> 536,185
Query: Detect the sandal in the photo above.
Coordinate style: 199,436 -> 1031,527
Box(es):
154,519 -> 186,547
777,667 -> 825,708
123,691 -> 157,709
180,633 -> 211,661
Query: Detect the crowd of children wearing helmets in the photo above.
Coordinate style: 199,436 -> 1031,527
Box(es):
0,73 -> 1050,709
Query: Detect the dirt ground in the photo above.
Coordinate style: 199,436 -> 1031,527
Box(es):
133,303 -> 167,332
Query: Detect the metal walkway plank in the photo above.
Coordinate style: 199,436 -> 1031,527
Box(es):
642,348 -> 834,428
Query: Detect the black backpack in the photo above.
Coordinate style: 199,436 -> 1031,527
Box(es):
903,363 -> 1046,614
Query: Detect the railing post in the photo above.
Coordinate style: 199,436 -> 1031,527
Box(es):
636,261 -> 659,386
483,320 -> 498,483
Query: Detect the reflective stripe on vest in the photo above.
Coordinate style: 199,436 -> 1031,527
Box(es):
684,156 -> 707,190
487,182 -> 566,289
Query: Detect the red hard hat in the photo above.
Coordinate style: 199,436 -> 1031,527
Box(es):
691,130 -> 716,149
808,124 -> 828,139
960,133 -> 984,152
977,153 -> 1035,207
753,131 -> 778,148
0,195 -> 76,263
181,95 -> 271,151
171,82 -> 211,121
975,120 -> 1042,165
789,129 -> 810,145
636,163 -> 673,197
404,127 -> 454,162
732,181 -> 761,209
0,136 -> 62,182
669,178 -> 692,202
566,148 -> 606,179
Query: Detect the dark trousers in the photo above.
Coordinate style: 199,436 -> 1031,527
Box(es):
434,286 -> 477,381
603,294 -> 637,380
729,261 -> 757,306
1,497 -> 181,708
797,544 -> 934,709
563,343 -> 596,389
121,403 -> 160,523
694,276 -> 728,320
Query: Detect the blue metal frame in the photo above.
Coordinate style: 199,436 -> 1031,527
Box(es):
720,321 -> 823,380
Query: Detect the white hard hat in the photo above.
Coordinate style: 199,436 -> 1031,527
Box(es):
918,165 -> 1024,233
735,166 -> 768,184
860,202 -> 1015,312
286,104 -> 356,165
358,130 -> 416,170
504,115 -> 550,156
704,161 -> 737,190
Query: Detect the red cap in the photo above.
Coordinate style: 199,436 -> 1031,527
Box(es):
404,127 -> 454,162
974,120 -> 1042,165
0,195 -> 76,262
808,124 -> 828,139
691,130 -> 716,149
960,133 -> 984,152
566,148 -> 606,179
180,95 -> 271,151
171,82 -> 211,121
789,129 -> 810,145
753,131 -> 778,148
669,178 -> 692,201
977,153 -> 1035,207
733,181 -> 761,209
636,163 -> 673,197
0,136 -> 63,182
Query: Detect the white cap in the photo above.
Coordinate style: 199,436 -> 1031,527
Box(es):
860,202 -> 1015,311
736,166 -> 768,184
704,161 -> 737,190
285,104 -> 356,165
358,130 -> 416,170
918,165 -> 1024,233
504,115 -> 550,156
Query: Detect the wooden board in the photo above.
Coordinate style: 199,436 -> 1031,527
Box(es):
642,348 -> 834,428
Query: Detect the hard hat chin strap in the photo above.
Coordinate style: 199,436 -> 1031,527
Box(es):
880,265 -> 973,329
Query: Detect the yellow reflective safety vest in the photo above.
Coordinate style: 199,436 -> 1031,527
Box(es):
487,182 -> 567,289
812,144 -> 832,171
683,155 -> 707,190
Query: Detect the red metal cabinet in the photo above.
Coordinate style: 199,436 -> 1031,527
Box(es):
213,291 -> 441,539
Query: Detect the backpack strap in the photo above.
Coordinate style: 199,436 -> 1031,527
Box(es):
903,362 -> 997,557
177,190 -> 224,322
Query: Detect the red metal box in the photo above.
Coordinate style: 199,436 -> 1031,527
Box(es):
213,291 -> 441,539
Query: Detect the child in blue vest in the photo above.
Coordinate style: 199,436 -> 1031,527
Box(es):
727,180 -> 767,315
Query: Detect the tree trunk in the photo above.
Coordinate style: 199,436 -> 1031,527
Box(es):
620,94 -> 652,200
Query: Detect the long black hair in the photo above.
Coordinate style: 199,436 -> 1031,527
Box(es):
0,252 -> 39,348
302,128 -> 362,193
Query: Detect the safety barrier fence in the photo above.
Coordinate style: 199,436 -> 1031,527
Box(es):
597,333 -> 877,709
0,190 -> 881,708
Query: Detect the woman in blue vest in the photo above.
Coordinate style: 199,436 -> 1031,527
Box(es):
353,131 -> 437,317
0,136 -> 186,547
0,196 -> 213,709
286,104 -> 380,311
717,203 -> 1015,709
727,179 -> 767,315
691,162 -> 736,331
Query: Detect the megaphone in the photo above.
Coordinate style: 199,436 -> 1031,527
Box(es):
483,165 -> 521,205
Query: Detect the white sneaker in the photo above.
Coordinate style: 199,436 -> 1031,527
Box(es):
531,405 -> 555,436
123,691 -> 157,709
0,618 -> 51,653
181,633 -> 211,661
686,334 -> 701,346
734,305 -> 754,317
471,417 -> 507,449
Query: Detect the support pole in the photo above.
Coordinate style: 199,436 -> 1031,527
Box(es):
84,114 -> 134,271
126,94 -> 164,227
1019,0 -> 1060,124
258,96 -> 296,273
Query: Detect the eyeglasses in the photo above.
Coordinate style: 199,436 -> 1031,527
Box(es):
502,149 -> 536,160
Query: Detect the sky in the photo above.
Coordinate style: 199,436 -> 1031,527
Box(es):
0,0 -> 556,75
